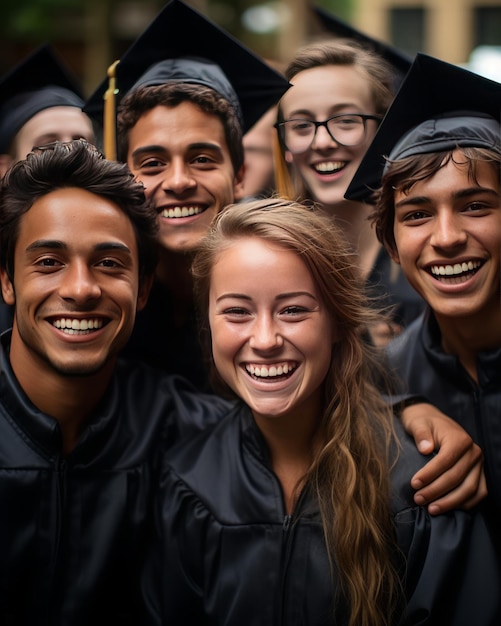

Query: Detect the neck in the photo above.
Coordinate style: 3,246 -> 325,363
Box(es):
435,306 -> 501,383
253,395 -> 324,513
155,248 -> 194,304
8,332 -> 114,456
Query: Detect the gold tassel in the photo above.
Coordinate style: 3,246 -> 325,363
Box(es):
103,60 -> 120,160
272,132 -> 295,200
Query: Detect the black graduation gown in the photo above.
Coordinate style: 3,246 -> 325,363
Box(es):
386,308 -> 501,516
143,401 -> 501,625
122,279 -> 211,392
0,332 -> 231,625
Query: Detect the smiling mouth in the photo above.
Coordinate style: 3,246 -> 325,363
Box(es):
160,205 -> 207,219
245,361 -> 298,380
51,317 -> 107,335
428,260 -> 483,283
313,161 -> 346,175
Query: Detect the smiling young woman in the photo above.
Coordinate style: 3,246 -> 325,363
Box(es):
142,197 -> 501,626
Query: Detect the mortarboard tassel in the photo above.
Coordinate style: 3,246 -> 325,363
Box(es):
103,60 -> 120,160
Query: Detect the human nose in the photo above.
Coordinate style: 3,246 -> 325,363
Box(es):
161,160 -> 197,194
248,314 -> 284,351
311,122 -> 339,150
430,211 -> 467,250
58,261 -> 101,303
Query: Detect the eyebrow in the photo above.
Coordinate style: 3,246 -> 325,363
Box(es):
25,240 -> 132,254
215,291 -> 318,303
394,187 -> 499,209
131,142 -> 224,159
286,104 -> 361,118
130,145 -> 166,159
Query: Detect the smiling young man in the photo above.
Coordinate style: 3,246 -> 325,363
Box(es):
84,0 -> 289,389
0,139 -> 231,625
347,53 -> 501,518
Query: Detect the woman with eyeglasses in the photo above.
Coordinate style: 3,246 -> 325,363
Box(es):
274,39 -> 425,346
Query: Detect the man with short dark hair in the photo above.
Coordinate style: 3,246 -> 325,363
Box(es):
0,139 -> 229,625
85,0 -> 289,388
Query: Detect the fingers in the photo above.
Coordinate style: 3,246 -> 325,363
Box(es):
417,465 -> 488,516
400,401 -> 488,513
411,436 -> 481,490
400,402 -> 440,455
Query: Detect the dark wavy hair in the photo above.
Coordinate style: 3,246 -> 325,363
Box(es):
0,139 -> 158,283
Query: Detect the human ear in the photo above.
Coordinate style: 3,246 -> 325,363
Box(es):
0,268 -> 15,306
233,164 -> 246,201
136,274 -> 154,311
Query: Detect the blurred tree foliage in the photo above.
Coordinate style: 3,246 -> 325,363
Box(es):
0,0 -> 353,78
0,0 -> 83,39
0,0 -> 352,42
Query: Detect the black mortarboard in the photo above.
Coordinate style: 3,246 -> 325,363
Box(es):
0,44 -> 85,153
312,5 -> 412,86
84,0 -> 289,154
345,53 -> 501,203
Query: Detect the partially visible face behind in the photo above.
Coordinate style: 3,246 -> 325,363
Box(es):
0,187 -> 149,379
209,236 -> 334,424
127,101 -> 243,254
12,106 -> 95,162
392,153 -> 501,324
279,64 -> 380,215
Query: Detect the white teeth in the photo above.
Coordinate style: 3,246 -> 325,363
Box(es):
161,206 -> 204,218
314,161 -> 345,173
53,318 -> 103,334
431,261 -> 481,277
246,363 -> 295,378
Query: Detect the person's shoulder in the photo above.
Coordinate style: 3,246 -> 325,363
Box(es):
386,312 -> 425,362
167,401 -> 243,471
116,355 -> 234,428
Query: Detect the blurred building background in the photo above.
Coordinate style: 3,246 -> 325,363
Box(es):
0,0 -> 500,95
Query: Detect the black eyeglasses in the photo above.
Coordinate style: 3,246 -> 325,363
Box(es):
274,113 -> 382,154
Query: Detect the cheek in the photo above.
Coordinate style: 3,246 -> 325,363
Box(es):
211,322 -> 239,359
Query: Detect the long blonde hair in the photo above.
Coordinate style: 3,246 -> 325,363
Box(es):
274,39 -> 395,201
192,198 -> 403,626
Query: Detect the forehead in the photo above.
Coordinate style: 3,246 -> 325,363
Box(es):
16,106 -> 94,142
281,64 -> 374,116
128,101 -> 228,151
16,187 -> 136,251
395,153 -> 501,200
211,237 -> 316,290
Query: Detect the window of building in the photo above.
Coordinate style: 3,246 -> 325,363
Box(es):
474,6 -> 501,46
389,7 -> 425,56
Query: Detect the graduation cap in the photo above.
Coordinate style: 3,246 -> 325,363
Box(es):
345,53 -> 501,203
312,5 -> 412,87
84,0 -> 290,158
0,44 -> 85,153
